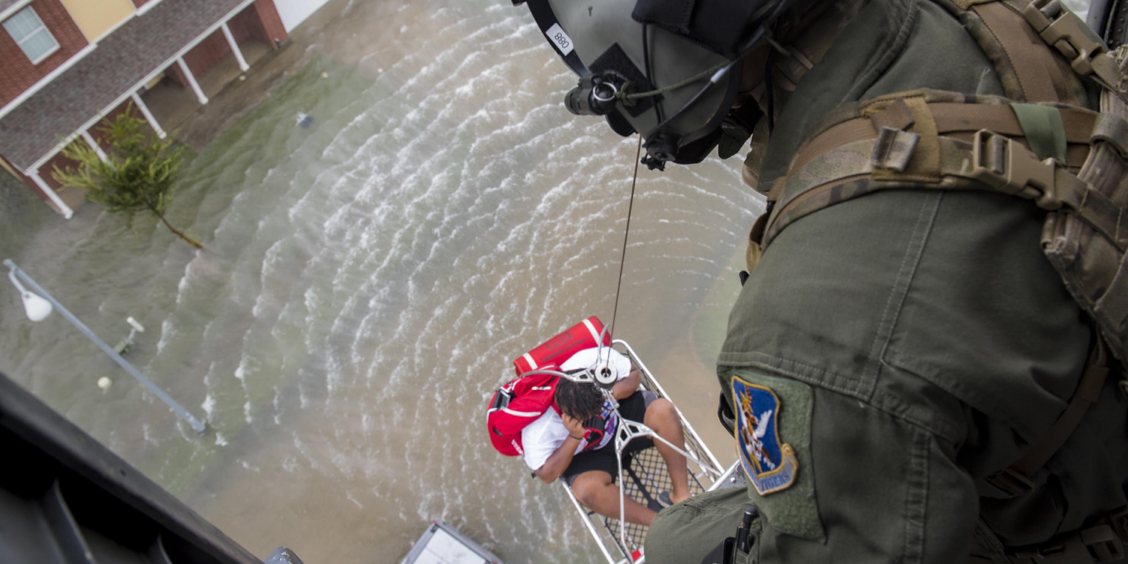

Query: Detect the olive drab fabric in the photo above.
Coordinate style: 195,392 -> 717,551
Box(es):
643,0 -> 1128,559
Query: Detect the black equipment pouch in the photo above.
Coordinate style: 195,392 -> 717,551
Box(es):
700,505 -> 759,564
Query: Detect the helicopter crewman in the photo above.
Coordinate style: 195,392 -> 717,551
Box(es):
510,0 -> 1128,561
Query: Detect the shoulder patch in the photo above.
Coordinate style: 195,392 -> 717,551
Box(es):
733,375 -> 799,495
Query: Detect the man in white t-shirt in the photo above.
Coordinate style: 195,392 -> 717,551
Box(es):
522,346 -> 692,526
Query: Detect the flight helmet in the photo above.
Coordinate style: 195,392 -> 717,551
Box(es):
513,0 -> 791,170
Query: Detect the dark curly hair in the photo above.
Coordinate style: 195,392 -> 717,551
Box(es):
555,377 -> 605,420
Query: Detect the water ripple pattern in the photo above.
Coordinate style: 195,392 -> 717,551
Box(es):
0,0 -> 762,562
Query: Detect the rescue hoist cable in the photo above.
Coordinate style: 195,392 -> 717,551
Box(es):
609,134 -> 643,341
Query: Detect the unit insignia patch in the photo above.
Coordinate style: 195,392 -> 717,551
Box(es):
733,375 -> 799,495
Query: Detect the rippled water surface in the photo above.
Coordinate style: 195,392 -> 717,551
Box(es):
0,0 -> 760,561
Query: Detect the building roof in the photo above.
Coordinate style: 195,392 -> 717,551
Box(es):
0,0 -> 21,16
0,0 -> 247,171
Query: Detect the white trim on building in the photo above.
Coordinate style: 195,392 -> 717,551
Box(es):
220,21 -> 248,71
29,171 -> 74,219
80,130 -> 108,162
136,0 -> 166,16
0,0 -> 33,23
131,91 -> 166,138
25,0 -> 255,174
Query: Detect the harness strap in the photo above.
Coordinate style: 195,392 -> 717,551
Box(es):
984,335 -> 1110,497
1022,0 -> 1128,98
760,94 -> 1121,247
763,130 -> 1128,249
1009,509 -> 1128,563
970,0 -> 1075,102
786,102 -> 1096,176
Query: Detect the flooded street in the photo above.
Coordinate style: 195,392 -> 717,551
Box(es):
0,0 -> 759,562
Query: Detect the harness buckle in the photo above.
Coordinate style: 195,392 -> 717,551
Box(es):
983,466 -> 1035,497
1081,524 -> 1126,562
1012,524 -> 1124,564
1024,4 -> 1104,75
1110,508 -> 1128,542
971,130 -> 1062,210
1021,1 -> 1124,90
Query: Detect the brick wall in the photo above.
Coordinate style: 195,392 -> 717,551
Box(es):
181,28 -> 231,78
164,29 -> 234,89
165,60 -> 187,88
39,149 -> 83,190
252,0 -> 287,47
0,0 -> 90,107
163,0 -> 287,89
229,5 -> 264,46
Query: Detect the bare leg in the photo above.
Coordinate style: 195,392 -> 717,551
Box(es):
643,398 -> 692,504
571,470 -> 657,526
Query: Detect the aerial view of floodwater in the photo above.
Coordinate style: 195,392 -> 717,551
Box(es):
0,0 -> 757,562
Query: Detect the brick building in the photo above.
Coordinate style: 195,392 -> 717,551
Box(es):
0,0 -> 289,218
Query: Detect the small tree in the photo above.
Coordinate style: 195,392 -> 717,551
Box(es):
53,107 -> 202,250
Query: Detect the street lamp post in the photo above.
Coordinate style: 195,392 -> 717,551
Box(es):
4,259 -> 207,433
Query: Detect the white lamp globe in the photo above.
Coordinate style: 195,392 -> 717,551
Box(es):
21,291 -> 53,322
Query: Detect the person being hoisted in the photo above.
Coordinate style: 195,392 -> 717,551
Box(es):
488,317 -> 694,526
510,0 -> 1128,562
526,345 -> 691,526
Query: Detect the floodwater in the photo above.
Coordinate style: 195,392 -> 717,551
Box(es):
0,0 -> 758,562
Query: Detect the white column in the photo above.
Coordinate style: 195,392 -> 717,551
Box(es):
29,171 -> 74,219
80,131 -> 108,163
221,22 -> 249,72
176,57 -> 208,105
131,92 -> 166,139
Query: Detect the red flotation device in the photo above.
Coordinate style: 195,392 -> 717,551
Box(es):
487,371 -> 561,456
512,316 -> 610,376
487,317 -> 612,457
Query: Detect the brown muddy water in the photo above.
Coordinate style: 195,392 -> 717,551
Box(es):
0,0 -> 759,562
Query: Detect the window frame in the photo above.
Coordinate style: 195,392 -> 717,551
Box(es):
3,6 -> 61,65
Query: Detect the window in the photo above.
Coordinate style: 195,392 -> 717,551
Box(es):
3,7 -> 59,64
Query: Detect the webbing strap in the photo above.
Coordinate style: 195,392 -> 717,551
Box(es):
1022,0 -> 1128,97
871,96 -> 941,181
973,0 -> 1071,103
1091,111 -> 1128,158
973,519 -> 1014,564
786,103 -> 1096,176
1011,102 -> 1069,161
762,132 -> 1127,250
1096,253 -> 1128,337
984,335 -> 1110,497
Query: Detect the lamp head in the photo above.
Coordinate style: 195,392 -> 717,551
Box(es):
21,290 -> 52,322
8,265 -> 53,322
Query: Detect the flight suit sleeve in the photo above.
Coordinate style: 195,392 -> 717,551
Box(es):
646,381 -> 980,564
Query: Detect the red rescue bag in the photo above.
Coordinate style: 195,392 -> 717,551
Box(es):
487,371 -> 561,456
487,316 -> 612,457
512,316 -> 610,376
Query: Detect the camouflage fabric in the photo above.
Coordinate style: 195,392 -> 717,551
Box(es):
644,0 -> 1128,560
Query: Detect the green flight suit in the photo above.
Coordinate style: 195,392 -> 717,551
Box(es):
644,0 -> 1128,560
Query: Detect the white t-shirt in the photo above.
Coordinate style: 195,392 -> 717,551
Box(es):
521,347 -> 633,471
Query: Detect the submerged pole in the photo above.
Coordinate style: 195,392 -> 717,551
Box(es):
3,259 -> 207,433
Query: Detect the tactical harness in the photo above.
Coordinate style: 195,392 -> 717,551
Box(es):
741,0 -> 1128,560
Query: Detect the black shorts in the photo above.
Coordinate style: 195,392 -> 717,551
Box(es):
562,390 -> 658,486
